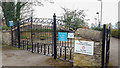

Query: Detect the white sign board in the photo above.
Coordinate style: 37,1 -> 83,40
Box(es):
74,40 -> 94,55
68,33 -> 74,38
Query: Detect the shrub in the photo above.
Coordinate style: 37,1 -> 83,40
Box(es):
92,27 -> 103,31
2,26 -> 10,30
20,36 -> 27,39
111,29 -> 120,38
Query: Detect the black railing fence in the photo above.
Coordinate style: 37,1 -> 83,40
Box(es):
11,14 -> 111,67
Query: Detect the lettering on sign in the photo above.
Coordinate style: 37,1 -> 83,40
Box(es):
74,40 -> 94,55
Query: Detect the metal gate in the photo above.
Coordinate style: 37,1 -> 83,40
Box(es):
11,14 -> 76,61
11,14 -> 111,67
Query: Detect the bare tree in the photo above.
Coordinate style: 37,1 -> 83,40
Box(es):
20,0 -> 54,20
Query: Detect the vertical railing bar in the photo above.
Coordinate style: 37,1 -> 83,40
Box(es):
31,17 -> 33,53
48,45 -> 49,55
44,44 -> 46,55
60,41 -> 62,57
11,26 -> 13,46
65,41 -> 66,60
27,40 -> 28,50
53,13 -> 57,59
17,20 -> 21,48
102,24 -> 106,68
37,43 -> 39,53
41,44 -> 42,53
23,40 -> 24,49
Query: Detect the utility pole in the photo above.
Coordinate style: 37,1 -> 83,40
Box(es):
98,0 -> 103,27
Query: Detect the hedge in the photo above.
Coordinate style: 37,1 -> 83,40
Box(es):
0,26 -> 10,30
111,29 -> 120,38
92,27 -> 103,31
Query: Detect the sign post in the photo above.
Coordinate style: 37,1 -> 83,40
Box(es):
9,21 -> 13,46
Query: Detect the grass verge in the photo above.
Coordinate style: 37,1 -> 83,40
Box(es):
2,45 -> 22,50
45,57 -> 73,67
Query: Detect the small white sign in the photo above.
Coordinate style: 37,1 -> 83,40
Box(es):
74,40 -> 94,55
68,33 -> 74,38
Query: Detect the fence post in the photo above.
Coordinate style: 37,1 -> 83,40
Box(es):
53,13 -> 57,59
17,20 -> 21,48
102,24 -> 106,68
11,26 -> 13,46
31,17 -> 33,53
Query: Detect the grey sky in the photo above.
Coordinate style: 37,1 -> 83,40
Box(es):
0,0 -> 119,27
33,0 -> 119,27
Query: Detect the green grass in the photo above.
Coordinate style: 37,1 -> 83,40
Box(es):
20,36 -> 28,39
2,45 -> 22,50
2,26 -> 10,30
45,57 -> 73,67
2,45 -> 8,46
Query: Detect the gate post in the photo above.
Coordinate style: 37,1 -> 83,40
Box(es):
105,26 -> 111,66
11,26 -> 13,46
31,17 -> 34,53
17,20 -> 21,48
102,24 -> 106,68
53,13 -> 57,59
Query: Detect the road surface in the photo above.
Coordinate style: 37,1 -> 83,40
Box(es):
2,49 -> 52,66
110,37 -> 119,67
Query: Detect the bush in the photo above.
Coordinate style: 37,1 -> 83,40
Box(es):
20,36 -> 27,39
2,26 -> 10,30
111,29 -> 120,38
0,26 -> 2,30
26,28 -> 64,32
92,27 -> 103,31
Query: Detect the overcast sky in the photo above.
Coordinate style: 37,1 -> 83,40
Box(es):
0,0 -> 119,27
33,0 -> 119,27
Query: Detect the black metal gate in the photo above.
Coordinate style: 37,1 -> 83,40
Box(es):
11,14 -> 76,61
11,14 -> 111,67
53,14 -> 75,62
102,24 -> 111,67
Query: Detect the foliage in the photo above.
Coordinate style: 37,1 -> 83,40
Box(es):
92,27 -> 103,31
62,8 -> 87,29
2,2 -> 15,26
27,28 -> 53,32
114,21 -> 120,29
111,29 -> 120,38
2,0 -> 49,26
2,2 -> 27,26
0,26 -> 2,30
1,26 -> 10,30
20,35 -> 27,39
26,28 -> 65,32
